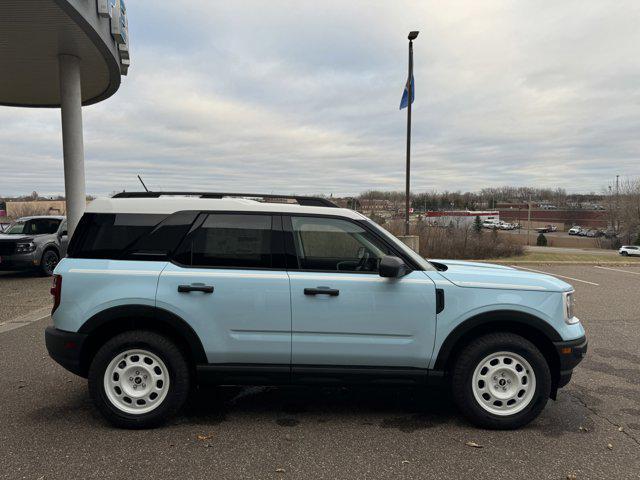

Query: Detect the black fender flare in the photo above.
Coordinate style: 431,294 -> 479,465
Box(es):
78,304 -> 207,365
41,242 -> 60,257
433,310 -> 562,371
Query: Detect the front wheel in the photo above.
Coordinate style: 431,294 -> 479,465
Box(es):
451,333 -> 551,429
621,251 -> 628,256
40,249 -> 59,276
88,330 -> 190,429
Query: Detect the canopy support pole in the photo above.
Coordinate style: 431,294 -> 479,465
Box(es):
58,54 -> 86,236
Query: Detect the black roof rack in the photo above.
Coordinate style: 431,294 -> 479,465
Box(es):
112,191 -> 337,208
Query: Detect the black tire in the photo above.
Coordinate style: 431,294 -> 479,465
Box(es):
88,330 -> 190,429
451,332 -> 551,430
40,249 -> 59,276
621,251 -> 628,256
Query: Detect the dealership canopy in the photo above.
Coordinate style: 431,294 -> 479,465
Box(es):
0,0 -> 130,234
0,0 -> 129,107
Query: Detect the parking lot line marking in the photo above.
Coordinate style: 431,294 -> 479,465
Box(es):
594,266 -> 640,276
0,310 -> 51,335
511,266 -> 600,286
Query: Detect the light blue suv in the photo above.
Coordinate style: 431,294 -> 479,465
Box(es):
45,192 -> 587,429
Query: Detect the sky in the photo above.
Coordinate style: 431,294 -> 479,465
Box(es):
1,0 -> 639,197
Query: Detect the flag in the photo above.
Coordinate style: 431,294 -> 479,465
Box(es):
399,75 -> 414,109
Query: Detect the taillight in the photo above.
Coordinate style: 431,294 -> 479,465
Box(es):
51,274 -> 62,314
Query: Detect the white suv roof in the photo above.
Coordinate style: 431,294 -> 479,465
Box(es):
86,195 -> 365,220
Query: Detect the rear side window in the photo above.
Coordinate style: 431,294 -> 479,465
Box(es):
124,211 -> 199,260
68,213 -> 167,259
10,218 -> 61,235
174,214 -> 273,269
33,218 -> 62,234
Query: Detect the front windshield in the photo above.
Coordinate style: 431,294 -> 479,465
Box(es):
4,221 -> 25,235
362,217 -> 435,271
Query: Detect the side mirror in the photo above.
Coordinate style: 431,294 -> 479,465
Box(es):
379,255 -> 407,278
59,230 -> 67,238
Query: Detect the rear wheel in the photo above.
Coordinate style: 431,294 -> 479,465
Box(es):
451,332 -> 551,429
88,330 -> 190,429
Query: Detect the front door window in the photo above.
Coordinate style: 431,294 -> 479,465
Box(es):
290,216 -> 390,273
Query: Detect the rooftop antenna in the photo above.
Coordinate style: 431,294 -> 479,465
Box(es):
137,175 -> 149,192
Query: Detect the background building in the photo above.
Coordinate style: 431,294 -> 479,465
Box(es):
499,208 -> 608,230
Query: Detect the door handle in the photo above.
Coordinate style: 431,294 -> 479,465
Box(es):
178,284 -> 214,293
304,287 -> 339,296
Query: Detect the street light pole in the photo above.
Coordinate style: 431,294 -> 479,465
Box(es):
404,31 -> 419,236
527,196 -> 532,246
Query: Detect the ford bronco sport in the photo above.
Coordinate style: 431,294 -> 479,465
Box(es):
45,192 -> 586,429
0,215 -> 68,275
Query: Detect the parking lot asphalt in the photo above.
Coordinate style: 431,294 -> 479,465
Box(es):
0,266 -> 639,480
0,271 -> 50,325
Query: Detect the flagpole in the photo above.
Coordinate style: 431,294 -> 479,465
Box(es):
405,31 -> 419,236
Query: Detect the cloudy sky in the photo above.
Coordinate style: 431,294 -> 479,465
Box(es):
1,0 -> 639,197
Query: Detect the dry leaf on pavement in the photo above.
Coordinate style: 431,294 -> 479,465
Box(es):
465,441 -> 483,448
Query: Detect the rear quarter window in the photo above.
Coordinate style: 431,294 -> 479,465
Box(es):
68,213 -> 168,259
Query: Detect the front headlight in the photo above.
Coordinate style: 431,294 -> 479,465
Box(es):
16,242 -> 36,253
563,291 -> 579,324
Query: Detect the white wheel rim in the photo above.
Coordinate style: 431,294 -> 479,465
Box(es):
103,349 -> 170,415
471,351 -> 536,416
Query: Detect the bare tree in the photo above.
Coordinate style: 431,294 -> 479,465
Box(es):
620,178 -> 640,244
8,203 -> 52,220
604,177 -> 640,244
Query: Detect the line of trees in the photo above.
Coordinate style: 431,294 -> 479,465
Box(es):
0,191 -> 98,202
354,181 -> 640,247
355,187 -> 606,212
0,191 -> 65,202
